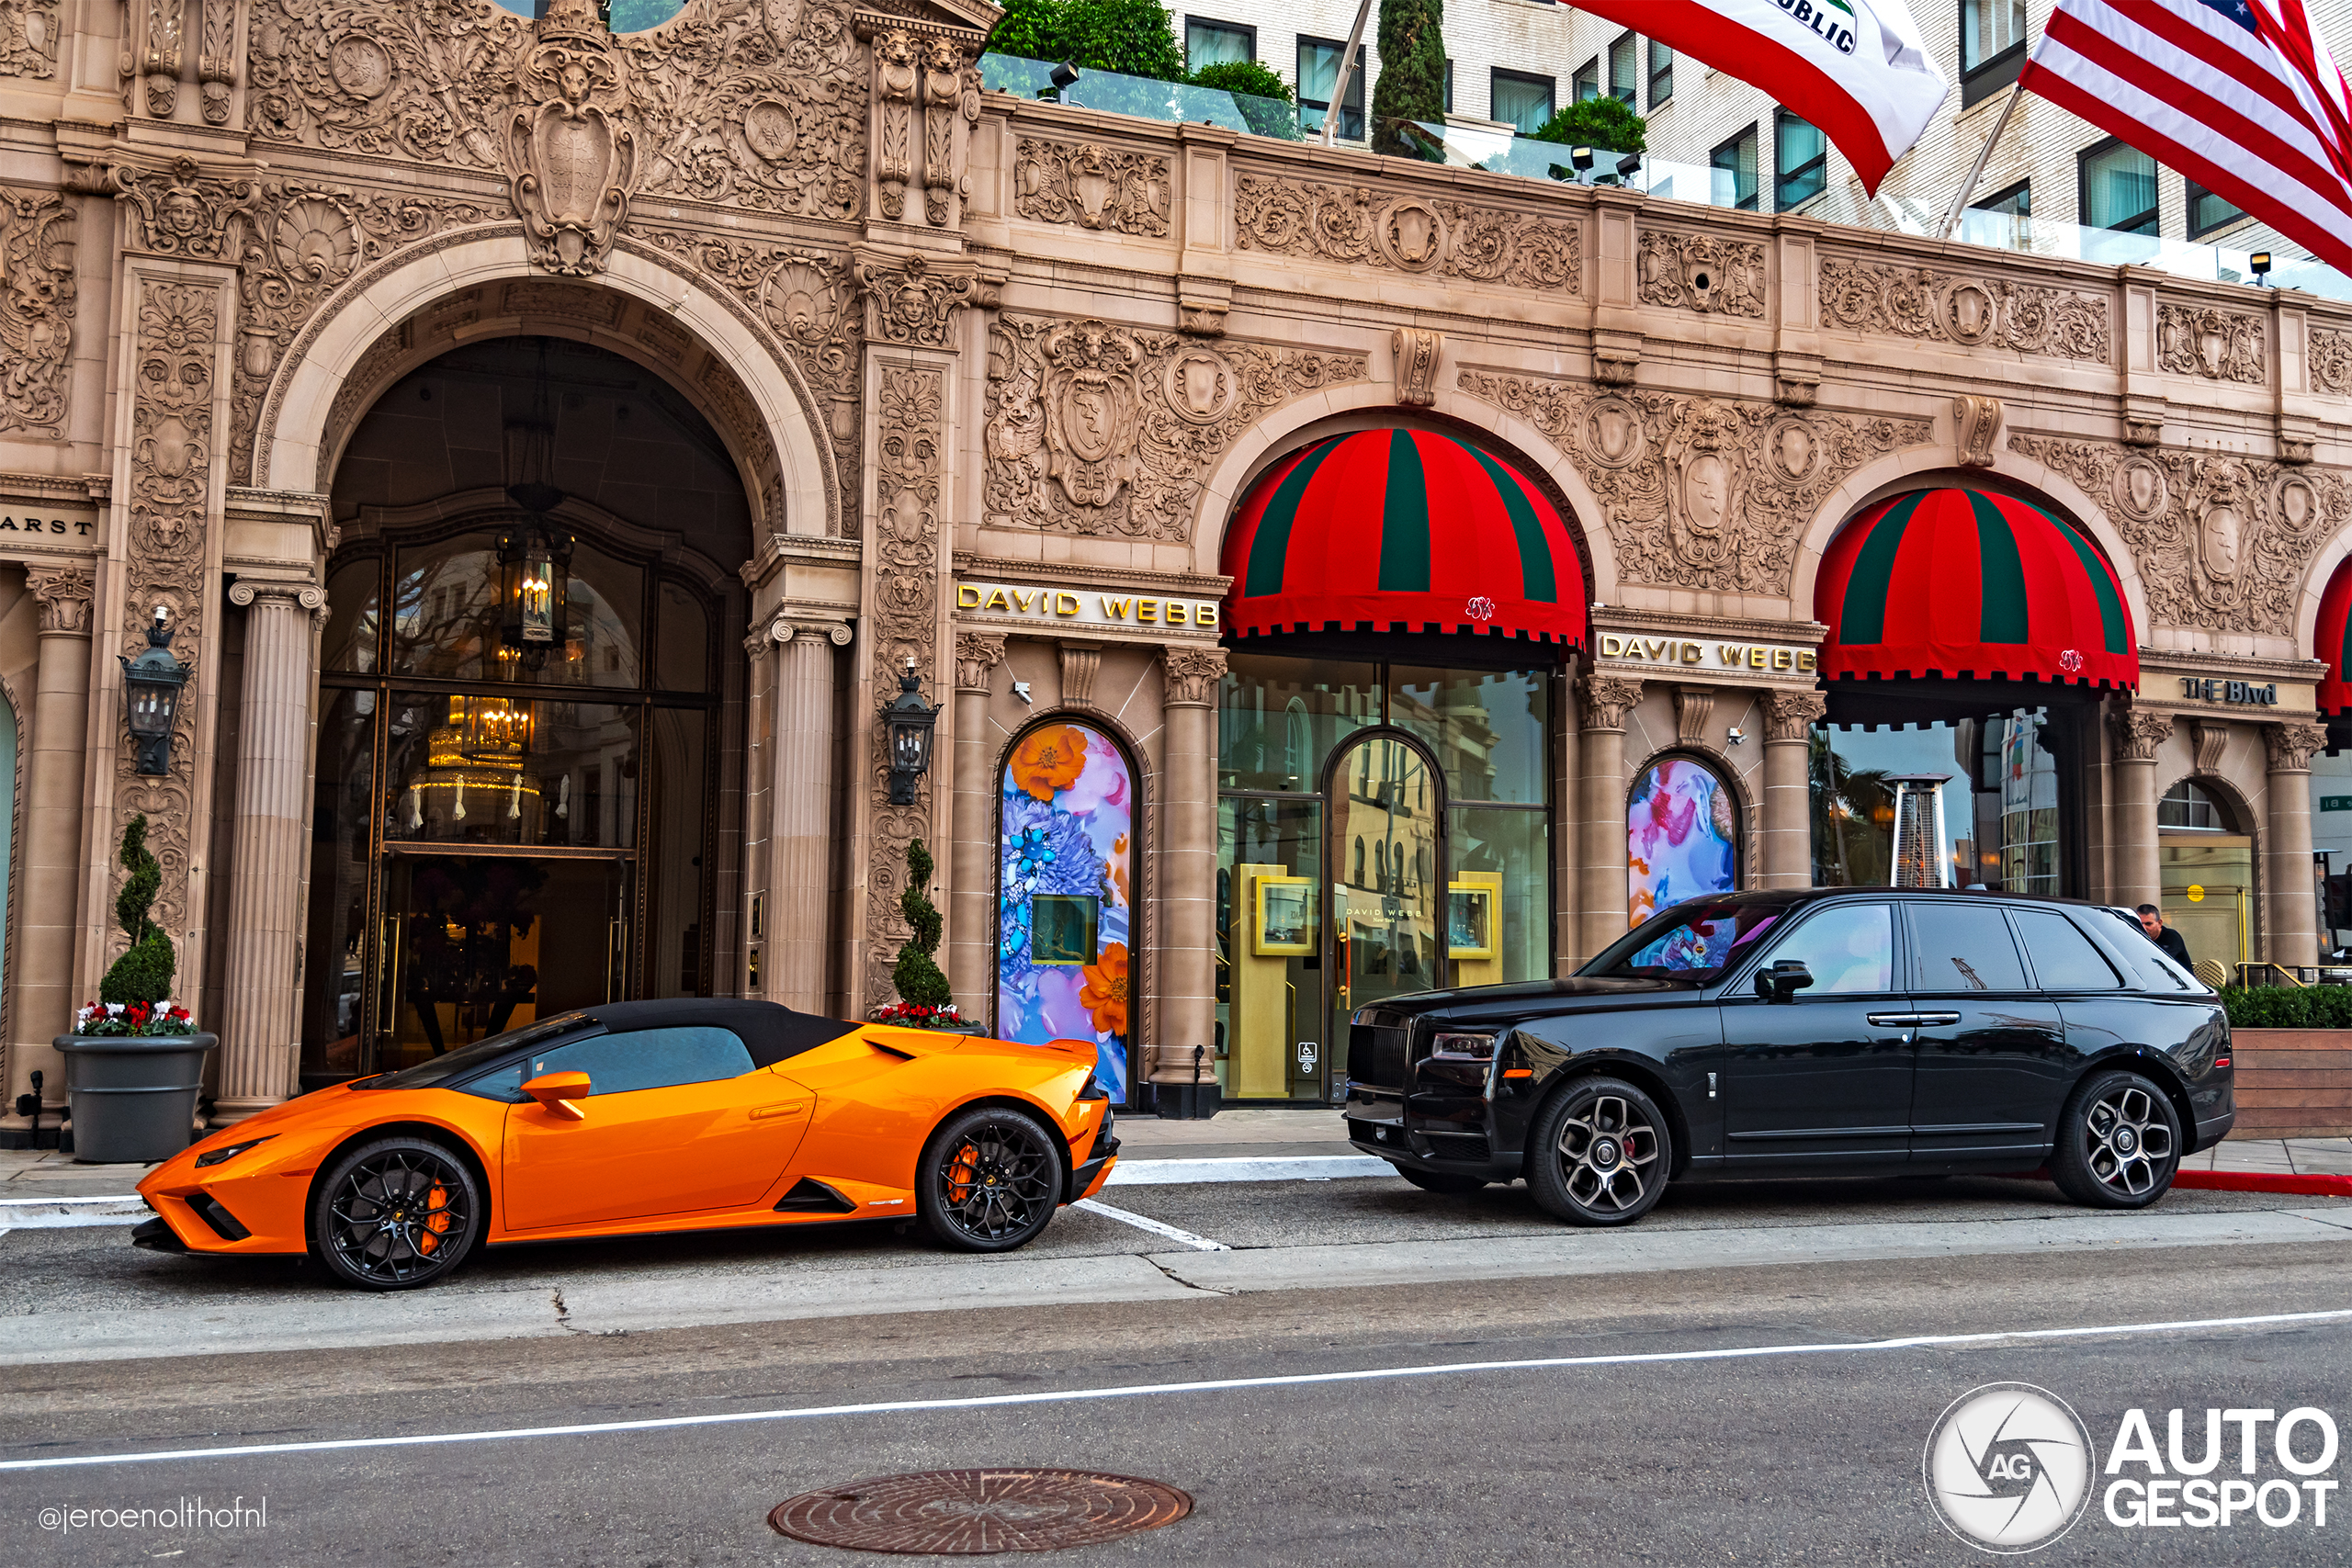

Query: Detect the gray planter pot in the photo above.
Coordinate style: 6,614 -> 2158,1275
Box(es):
53,1032 -> 217,1165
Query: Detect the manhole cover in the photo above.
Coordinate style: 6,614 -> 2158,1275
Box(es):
768,1468 -> 1193,1555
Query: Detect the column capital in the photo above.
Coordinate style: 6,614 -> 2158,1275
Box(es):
1762,688 -> 1827,742
2265,721 -> 2330,774
766,613 -> 854,649
2109,704 -> 2174,763
26,565 -> 95,637
226,578 -> 326,615
1162,645 -> 1227,706
1577,671 -> 1644,732
955,630 -> 1007,692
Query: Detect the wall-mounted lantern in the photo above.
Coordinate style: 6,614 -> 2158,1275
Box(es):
881,657 -> 939,806
496,520 -> 571,671
121,605 -> 193,776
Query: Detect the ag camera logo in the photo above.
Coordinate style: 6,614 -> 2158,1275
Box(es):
1924,1383 -> 2096,1553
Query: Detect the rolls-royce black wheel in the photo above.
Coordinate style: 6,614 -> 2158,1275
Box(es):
311,1137 -> 481,1291
920,1105 -> 1063,1252
2051,1070 -> 2179,1210
1526,1077 -> 1671,1227
1395,1167 -> 1487,1195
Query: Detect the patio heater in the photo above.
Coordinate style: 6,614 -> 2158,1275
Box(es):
1885,773 -> 1954,889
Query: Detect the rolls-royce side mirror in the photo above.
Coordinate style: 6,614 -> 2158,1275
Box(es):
1756,960 -> 1815,1004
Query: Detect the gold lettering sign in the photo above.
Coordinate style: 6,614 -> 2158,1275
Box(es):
956,581 -> 1220,634
1598,633 -> 1816,674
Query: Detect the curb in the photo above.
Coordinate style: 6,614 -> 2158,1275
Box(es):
2174,1169 -> 2352,1197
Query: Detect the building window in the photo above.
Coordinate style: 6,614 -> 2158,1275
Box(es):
1960,0 -> 2029,107
1297,37 -> 1365,141
1974,179 -> 2030,218
2188,182 -> 2246,236
1186,18 -> 1254,69
1647,39 -> 1673,107
1609,31 -> 1638,103
1629,758 -> 1739,926
1775,110 -> 1827,210
1573,56 -> 1600,104
1712,124 -> 1759,211
2158,779 -> 2231,831
1444,58 -> 1453,114
1491,69 -> 1555,134
999,721 -> 1138,1101
2080,138 -> 2158,234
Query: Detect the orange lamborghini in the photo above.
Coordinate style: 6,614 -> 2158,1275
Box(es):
133,999 -> 1119,1290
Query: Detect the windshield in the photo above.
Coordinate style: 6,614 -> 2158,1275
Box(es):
1585,899 -> 1788,983
355,1015 -> 592,1091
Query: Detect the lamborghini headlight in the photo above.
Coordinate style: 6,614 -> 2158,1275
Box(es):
194,1134 -> 276,1168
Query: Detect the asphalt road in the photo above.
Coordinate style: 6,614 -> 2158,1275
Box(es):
6,1176 -> 2352,1565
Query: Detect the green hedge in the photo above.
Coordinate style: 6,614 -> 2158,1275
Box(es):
2222,986 -> 2352,1029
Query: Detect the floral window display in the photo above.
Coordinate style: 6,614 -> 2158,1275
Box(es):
1627,757 -> 1738,926
999,723 -> 1136,1100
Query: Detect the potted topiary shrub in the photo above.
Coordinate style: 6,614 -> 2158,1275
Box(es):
53,815 -> 218,1163
872,838 -> 988,1034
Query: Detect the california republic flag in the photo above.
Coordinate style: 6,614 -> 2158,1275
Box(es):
1572,0 -> 1951,195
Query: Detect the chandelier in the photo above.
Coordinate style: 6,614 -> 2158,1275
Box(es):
401,695 -> 559,829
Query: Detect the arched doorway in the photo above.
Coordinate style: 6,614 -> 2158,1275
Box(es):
1214,426 -> 1582,1103
2157,778 -> 2253,971
1810,486 -> 2136,895
300,336 -> 749,1084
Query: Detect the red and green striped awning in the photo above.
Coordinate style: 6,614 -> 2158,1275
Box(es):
1219,429 -> 1587,647
1815,487 -> 2138,690
2317,558 -> 2352,716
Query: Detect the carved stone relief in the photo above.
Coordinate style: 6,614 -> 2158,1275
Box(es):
2266,721 -> 2331,773
198,0 -> 238,124
1954,395 -> 2003,468
1,0 -> 61,78
1820,257 -> 2109,363
27,564 -> 93,633
855,250 -> 976,348
116,156 -> 256,260
2156,303 -> 2265,383
873,28 -> 915,220
1393,327 -> 1442,407
865,365 -> 945,1002
1636,230 -> 1764,317
1458,368 -> 1933,594
2313,329 -> 2352,398
1763,689 -> 1827,741
2012,432 -> 2346,635
1162,646 -> 1227,705
1012,137 -> 1171,236
246,0 -> 521,166
1577,671 -> 1644,730
134,0 -> 185,117
508,0 -> 637,276
985,315 -> 1371,542
2109,705 -> 2174,763
954,630 -> 1005,691
1234,175 -> 1580,292
0,191 -> 75,438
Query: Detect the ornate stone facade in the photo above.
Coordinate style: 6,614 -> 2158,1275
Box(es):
0,191 -> 74,437
1457,368 -> 1933,593
984,316 -> 1369,541
1234,175 -> 1580,291
26,564 -> 92,633
2013,433 -> 2346,636
1820,256 -> 2110,363
1012,137 -> 1170,236
2314,329 -> 2352,399
0,0 -> 60,78
507,0 -> 637,276
2157,303 -> 2265,383
1636,229 -> 1764,317
1763,689 -> 1827,742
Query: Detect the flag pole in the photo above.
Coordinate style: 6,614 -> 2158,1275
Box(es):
1321,0 -> 1376,147
1939,83 -> 2024,241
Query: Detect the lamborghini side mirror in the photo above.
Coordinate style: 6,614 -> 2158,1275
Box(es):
522,1070 -> 593,1120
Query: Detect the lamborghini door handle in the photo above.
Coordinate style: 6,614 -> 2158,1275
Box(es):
750,1100 -> 810,1122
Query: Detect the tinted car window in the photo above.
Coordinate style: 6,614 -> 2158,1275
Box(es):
519,1026 -> 756,1098
1909,904 -> 2029,992
361,1016 -> 587,1092
2091,907 -> 2200,991
1589,898 -> 1788,982
1760,904 -> 1894,994
2011,909 -> 2121,990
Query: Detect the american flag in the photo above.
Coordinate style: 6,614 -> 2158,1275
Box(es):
2020,0 -> 2352,276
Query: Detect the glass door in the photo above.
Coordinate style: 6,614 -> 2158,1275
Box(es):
1327,734 -> 1446,1090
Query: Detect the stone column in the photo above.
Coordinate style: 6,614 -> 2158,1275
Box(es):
211,581 -> 325,1124
1155,647 -> 1226,1112
1552,673 -> 1579,972
3,568 -> 95,1137
739,629 -> 775,998
1761,690 -> 1826,889
2264,722 -> 2330,972
1577,672 -> 1643,961
773,622 -> 844,1014
949,633 -> 1006,1020
2109,705 -> 2173,914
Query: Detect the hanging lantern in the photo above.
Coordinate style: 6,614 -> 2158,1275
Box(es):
881,658 -> 939,806
120,606 -> 193,776
497,523 -> 571,669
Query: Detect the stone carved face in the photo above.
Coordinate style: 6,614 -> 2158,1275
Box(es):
559,62 -> 592,106
160,187 -> 204,237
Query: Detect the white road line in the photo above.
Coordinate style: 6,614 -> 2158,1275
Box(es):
1105,1156 -> 1393,1185
0,1194 -> 142,1205
1072,1198 -> 1232,1251
0,1196 -> 147,1228
7,1305 -> 2350,1474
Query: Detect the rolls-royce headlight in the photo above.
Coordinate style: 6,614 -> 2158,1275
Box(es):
1430,1032 -> 1497,1061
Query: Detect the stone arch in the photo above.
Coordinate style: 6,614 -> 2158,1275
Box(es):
2293,528 -> 2352,669
255,230 -> 837,544
2154,769 -> 2259,838
1183,381 -> 1615,607
1790,446 -> 2153,646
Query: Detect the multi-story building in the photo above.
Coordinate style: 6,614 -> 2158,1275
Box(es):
2,0 -> 2350,1142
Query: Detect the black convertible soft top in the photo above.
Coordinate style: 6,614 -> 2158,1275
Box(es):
568,998 -> 864,1069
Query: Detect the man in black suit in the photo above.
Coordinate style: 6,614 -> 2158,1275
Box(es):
2137,904 -> 2193,967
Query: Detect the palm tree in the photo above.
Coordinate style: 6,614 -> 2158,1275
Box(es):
1809,734 -> 1891,886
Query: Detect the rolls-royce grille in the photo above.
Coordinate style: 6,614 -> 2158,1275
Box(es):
1348,1017 -> 1410,1087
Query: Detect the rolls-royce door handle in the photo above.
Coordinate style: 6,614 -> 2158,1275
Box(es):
1867,1013 -> 1923,1027
1911,1012 -> 1962,1027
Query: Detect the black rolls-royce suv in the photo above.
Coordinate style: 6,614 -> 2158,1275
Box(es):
1344,889 -> 2233,1225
